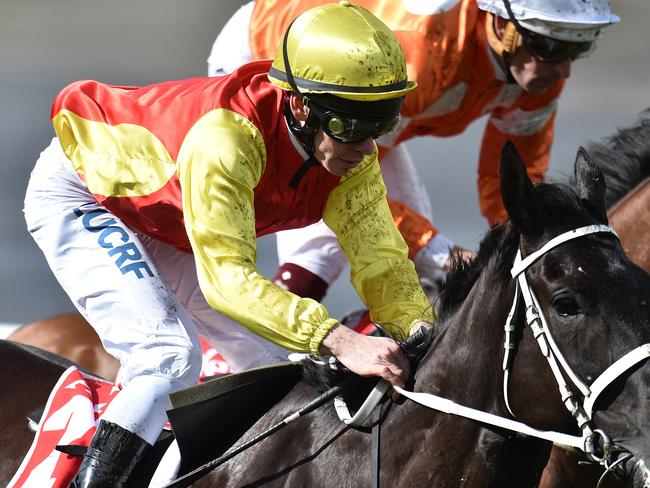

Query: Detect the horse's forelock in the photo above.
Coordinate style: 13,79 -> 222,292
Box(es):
537,183 -> 583,217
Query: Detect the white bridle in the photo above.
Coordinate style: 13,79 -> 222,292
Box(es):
395,224 -> 650,468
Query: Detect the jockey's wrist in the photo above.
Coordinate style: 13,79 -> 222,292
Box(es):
319,323 -> 351,356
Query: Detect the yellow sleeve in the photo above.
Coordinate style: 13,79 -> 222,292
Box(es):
176,108 -> 338,354
323,151 -> 435,340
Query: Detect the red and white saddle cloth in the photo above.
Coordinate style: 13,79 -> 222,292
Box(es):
8,336 -> 230,488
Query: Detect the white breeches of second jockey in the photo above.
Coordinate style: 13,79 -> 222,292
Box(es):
24,138 -> 290,444
208,1 -> 454,285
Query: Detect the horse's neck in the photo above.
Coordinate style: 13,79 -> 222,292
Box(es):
386,270 -> 551,487
393,269 -> 556,487
609,177 -> 650,217
421,270 -> 515,411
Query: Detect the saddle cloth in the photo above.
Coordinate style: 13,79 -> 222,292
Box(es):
8,336 -> 230,488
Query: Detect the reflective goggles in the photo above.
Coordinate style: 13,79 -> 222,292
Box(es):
306,100 -> 400,144
519,29 -> 594,62
502,0 -> 594,63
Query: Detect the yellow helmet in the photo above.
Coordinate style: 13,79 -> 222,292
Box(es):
268,1 -> 416,102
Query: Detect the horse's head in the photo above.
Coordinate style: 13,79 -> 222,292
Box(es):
500,141 -> 650,485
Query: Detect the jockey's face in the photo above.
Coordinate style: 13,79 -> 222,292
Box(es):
289,93 -> 375,176
313,129 -> 375,176
508,32 -> 573,95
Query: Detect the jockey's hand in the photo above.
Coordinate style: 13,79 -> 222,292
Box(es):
319,324 -> 410,388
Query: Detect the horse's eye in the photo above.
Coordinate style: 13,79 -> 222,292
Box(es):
553,295 -> 582,317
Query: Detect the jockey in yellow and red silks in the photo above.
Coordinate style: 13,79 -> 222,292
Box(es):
26,4 -> 432,486
208,0 -> 619,300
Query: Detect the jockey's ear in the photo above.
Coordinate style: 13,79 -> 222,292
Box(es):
499,140 -> 545,235
574,147 -> 608,224
289,93 -> 309,122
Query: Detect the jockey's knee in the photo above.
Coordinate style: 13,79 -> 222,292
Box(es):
121,338 -> 202,390
162,342 -> 203,388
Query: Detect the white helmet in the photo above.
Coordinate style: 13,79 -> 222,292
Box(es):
477,0 -> 619,42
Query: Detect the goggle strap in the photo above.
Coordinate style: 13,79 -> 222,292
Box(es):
500,0 -> 582,63
282,19 -> 325,190
282,19 -> 302,99
502,22 -> 519,55
485,14 -> 517,84
502,0 -> 523,33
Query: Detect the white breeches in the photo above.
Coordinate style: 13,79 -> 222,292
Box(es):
24,138 -> 290,443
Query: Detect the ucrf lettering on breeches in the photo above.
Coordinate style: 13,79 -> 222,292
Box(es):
73,206 -> 154,279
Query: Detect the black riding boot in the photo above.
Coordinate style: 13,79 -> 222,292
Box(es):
69,419 -> 151,488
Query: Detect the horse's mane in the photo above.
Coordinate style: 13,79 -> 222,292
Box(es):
584,108 -> 650,207
437,225 -> 515,321
437,181 -> 587,320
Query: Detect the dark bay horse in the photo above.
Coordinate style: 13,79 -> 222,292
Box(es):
0,342 -> 77,483
538,109 -> 650,488
176,143 -> 650,487
2,143 -> 650,486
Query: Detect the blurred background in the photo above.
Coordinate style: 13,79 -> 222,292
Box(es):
0,0 -> 648,330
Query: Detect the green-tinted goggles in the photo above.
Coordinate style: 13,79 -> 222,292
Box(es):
307,101 -> 400,144
521,30 -> 594,63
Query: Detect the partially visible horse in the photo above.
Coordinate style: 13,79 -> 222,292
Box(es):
0,342 -> 77,483
587,109 -> 650,273
3,142 -> 648,487
608,180 -> 650,273
6,313 -> 119,380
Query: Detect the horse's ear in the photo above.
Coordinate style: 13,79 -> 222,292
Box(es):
574,147 -> 608,223
500,141 -> 544,234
